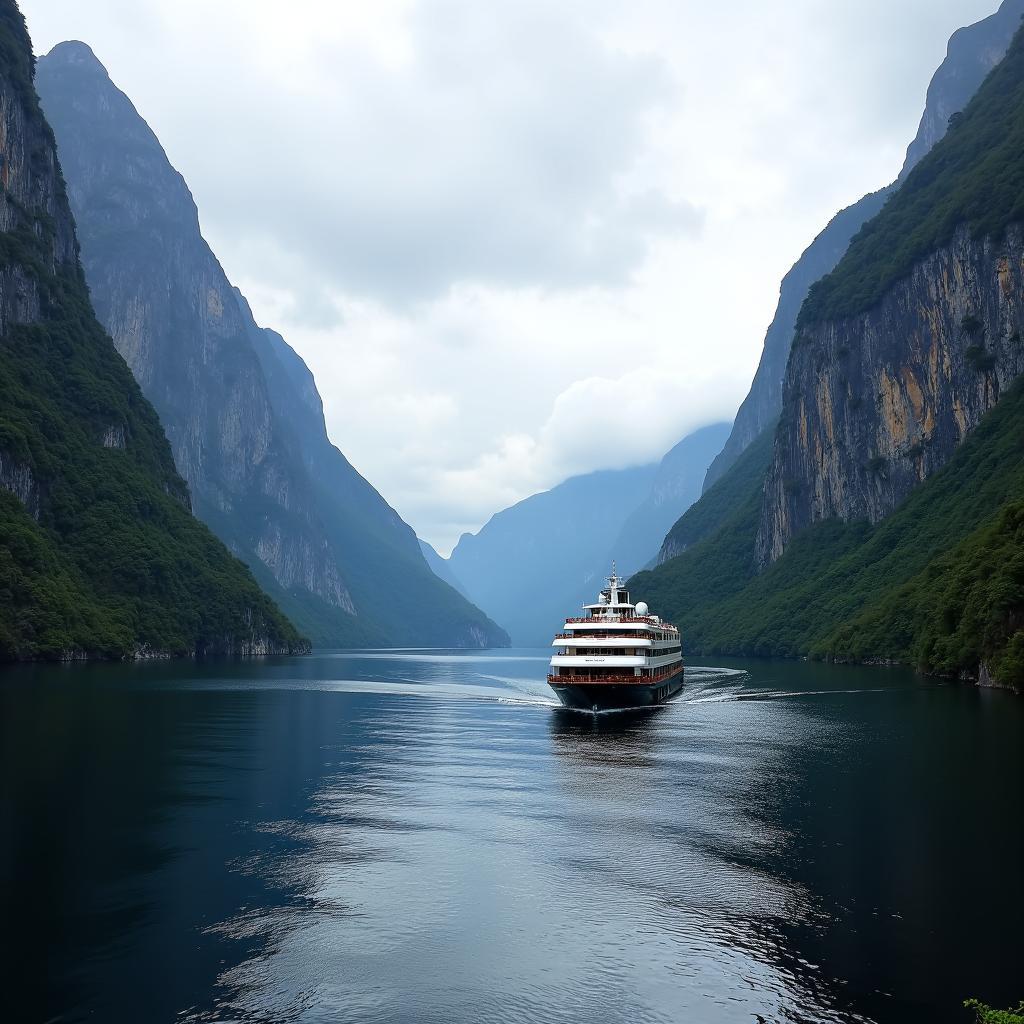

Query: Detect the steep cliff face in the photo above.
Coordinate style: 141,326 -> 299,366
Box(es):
758,19 -> 1024,566
35,41 -> 508,649
0,3 -> 304,660
702,0 -> 1024,493
35,41 -> 354,620
898,0 -> 1024,181
236,295 -> 509,649
758,228 -> 1024,563
701,195 -> 887,491
630,377 -> 1024,685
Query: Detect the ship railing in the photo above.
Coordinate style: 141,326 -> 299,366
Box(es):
563,616 -> 677,630
548,667 -> 682,685
553,632 -> 659,641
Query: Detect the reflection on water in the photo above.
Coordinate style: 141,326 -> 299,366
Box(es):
0,652 -> 1021,1023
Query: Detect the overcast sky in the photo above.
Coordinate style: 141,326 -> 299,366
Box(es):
23,0 -> 999,553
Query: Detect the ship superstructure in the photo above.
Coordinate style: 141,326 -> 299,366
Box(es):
548,565 -> 683,711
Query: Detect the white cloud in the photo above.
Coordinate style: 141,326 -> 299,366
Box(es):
22,0 -> 1002,552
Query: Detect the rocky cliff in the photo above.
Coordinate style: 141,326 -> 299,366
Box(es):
35,41 -> 354,619
236,294 -> 509,648
35,41 -> 508,649
0,2 -> 304,660
701,195 -> 888,491
758,228 -> 1024,564
898,0 -> 1024,181
580,8 -> 1024,685
758,20 -> 1024,566
702,0 -> 1024,493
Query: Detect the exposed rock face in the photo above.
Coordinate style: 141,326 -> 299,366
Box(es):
702,0 -> 1024,493
757,226 -> 1024,564
0,22 -> 91,535
701,194 -> 887,491
0,4 -> 304,660
898,0 -> 1024,182
0,58 -> 76,332
100,424 -> 126,449
35,41 -> 508,648
0,453 -> 38,519
35,41 -> 353,619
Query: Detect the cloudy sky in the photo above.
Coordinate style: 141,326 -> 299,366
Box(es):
23,0 -> 999,553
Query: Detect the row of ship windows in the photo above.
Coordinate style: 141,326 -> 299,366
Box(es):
559,646 -> 682,658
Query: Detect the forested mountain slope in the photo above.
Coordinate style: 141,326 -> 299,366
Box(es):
633,381 -> 1024,688
702,0 -> 1024,492
632,20 -> 1024,689
0,4 -> 305,660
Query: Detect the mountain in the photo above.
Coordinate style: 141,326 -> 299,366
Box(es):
632,17 -> 1024,689
635,380 -> 1024,685
701,0 -> 1024,493
700,192 -> 889,491
656,426 -> 775,566
606,422 -> 730,575
419,539 -> 470,598
758,13 -> 1024,564
35,41 -> 508,650
898,0 -> 1024,182
446,422 -> 727,645
449,463 -> 658,645
0,4 -> 305,660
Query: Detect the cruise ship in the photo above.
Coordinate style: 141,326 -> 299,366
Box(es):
548,566 -> 683,711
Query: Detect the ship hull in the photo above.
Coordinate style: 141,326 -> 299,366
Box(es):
549,668 -> 684,712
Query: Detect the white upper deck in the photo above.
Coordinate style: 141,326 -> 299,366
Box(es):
557,564 -> 678,637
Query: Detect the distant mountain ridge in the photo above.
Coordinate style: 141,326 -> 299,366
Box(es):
419,539 -> 471,599
605,422 -> 730,575
445,422 -> 728,645
701,0 -> 1024,493
36,40 -> 508,650
448,463 -> 657,646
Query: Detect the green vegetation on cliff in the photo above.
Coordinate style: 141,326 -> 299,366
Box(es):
632,379 -> 1024,687
0,5 -> 305,660
965,1000 -> 1024,1024
632,23 -> 1024,686
661,427 -> 774,560
800,22 -> 1024,326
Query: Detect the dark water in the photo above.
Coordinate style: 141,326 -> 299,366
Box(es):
1,651 -> 1021,1024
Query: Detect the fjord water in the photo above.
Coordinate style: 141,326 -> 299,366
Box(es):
1,652 -> 1021,1024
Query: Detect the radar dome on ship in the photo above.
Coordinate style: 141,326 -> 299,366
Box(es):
635,601 -> 649,616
